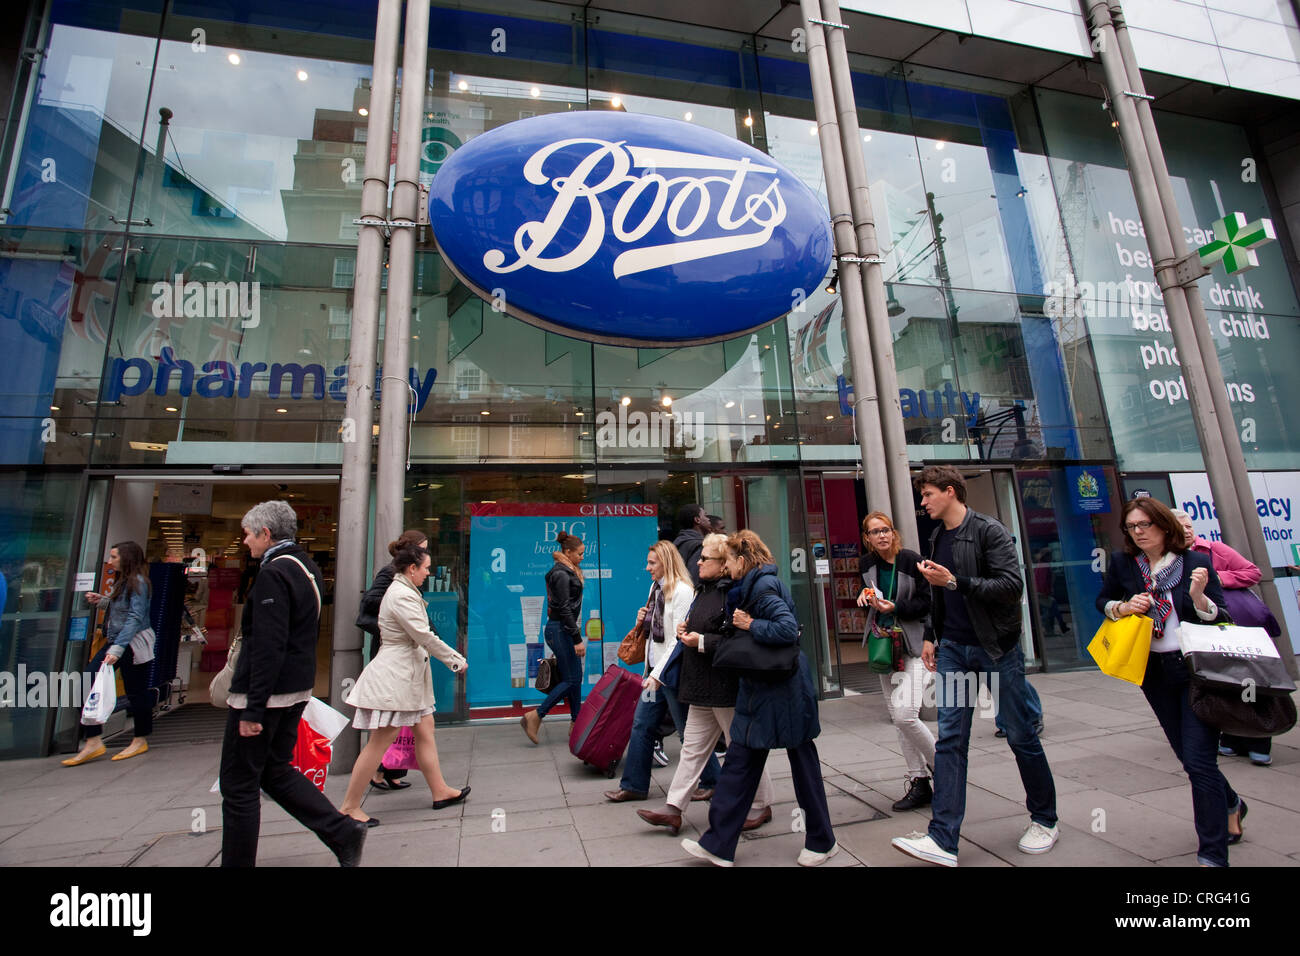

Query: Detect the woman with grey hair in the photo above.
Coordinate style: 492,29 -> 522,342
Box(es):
219,499 -> 366,867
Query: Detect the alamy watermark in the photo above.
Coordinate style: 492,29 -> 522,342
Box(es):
151,274 -> 261,328
890,668 -> 1000,718
0,667 -> 92,709
595,403 -> 706,459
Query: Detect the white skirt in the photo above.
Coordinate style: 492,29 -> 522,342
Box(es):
351,706 -> 434,730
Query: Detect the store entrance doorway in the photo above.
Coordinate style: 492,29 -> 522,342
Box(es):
806,467 -> 1035,694
57,475 -> 338,752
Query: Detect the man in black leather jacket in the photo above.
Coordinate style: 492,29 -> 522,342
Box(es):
891,466 -> 1058,867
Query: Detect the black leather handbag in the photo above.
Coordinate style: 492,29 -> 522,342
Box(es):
1189,680 -> 1297,737
712,631 -> 800,681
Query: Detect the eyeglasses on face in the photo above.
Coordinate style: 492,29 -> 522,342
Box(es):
1123,519 -> 1155,533
866,528 -> 893,537
701,554 -> 725,562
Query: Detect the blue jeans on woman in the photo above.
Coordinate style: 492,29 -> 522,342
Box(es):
1143,650 -> 1239,867
929,643 -> 1056,855
536,622 -> 584,720
619,680 -> 720,796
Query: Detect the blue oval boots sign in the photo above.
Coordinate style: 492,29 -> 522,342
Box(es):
428,111 -> 832,346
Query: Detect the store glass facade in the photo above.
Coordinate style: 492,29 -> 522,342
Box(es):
2,0 -> 1298,754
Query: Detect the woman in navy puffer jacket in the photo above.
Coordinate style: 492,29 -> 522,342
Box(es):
682,530 -> 838,867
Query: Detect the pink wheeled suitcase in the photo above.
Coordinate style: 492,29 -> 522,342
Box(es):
570,664 -> 641,778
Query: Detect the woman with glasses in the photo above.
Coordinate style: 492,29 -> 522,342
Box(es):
636,533 -> 774,835
858,512 -> 936,811
681,530 -> 837,866
1096,497 -> 1241,866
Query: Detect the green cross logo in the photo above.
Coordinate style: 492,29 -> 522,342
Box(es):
1198,212 -> 1276,275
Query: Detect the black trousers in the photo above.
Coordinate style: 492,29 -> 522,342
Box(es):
699,738 -> 835,862
219,701 -> 354,867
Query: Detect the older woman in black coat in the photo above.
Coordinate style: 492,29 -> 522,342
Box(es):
681,530 -> 837,867
1096,497 -> 1240,867
636,533 -> 774,836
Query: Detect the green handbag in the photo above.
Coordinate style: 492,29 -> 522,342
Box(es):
867,630 -> 895,673
865,562 -> 900,674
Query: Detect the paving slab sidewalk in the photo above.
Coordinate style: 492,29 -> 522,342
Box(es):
2,671 -> 1295,868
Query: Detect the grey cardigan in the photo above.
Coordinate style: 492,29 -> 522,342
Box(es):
860,549 -> 933,658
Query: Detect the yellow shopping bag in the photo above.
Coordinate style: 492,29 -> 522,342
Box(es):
1087,614 -> 1154,686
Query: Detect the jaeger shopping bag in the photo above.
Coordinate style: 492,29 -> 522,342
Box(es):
1177,622 -> 1296,695
1087,614 -> 1153,686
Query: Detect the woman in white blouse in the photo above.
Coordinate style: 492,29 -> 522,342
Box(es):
340,546 -> 469,825
603,540 -> 695,801
1095,497 -> 1240,866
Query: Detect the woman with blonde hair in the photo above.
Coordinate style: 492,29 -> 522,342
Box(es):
604,539 -> 718,801
858,511 -> 936,810
682,529 -> 837,866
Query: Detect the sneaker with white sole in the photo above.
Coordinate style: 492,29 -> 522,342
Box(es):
1018,821 -> 1059,854
891,831 -> 958,867
681,838 -> 734,867
652,740 -> 670,767
797,843 -> 840,867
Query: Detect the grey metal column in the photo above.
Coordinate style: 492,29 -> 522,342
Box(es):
1086,3 -> 1248,550
801,0 -> 889,512
375,0 -> 430,568
1105,2 -> 1293,669
819,0 -> 919,549
333,0 -> 401,765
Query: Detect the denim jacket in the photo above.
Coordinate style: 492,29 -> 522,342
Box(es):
106,575 -> 152,658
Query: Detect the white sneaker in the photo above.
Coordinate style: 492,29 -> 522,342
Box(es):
891,831 -> 958,867
1018,821 -> 1060,854
797,842 -> 840,867
681,838 -> 734,867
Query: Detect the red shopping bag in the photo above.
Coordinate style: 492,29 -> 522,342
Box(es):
291,719 -> 333,792
289,698 -> 350,792
382,726 -> 420,770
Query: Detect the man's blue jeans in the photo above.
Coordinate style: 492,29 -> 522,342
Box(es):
929,643 -> 1057,855
619,680 -> 719,796
995,677 -> 1042,733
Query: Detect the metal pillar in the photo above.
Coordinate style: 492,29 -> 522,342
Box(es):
820,0 -> 919,548
375,0 -> 430,568
800,0 -> 889,515
1103,2 -> 1293,670
332,0 -> 402,765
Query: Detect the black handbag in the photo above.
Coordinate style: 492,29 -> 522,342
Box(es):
712,630 -> 800,681
1189,679 -> 1297,738
535,656 -> 560,693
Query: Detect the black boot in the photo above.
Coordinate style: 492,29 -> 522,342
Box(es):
892,777 -> 933,812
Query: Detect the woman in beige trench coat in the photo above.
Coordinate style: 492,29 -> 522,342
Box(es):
340,546 -> 469,824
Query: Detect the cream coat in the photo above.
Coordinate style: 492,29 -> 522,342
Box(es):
345,574 -> 466,712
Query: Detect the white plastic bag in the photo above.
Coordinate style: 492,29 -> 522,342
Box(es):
81,661 -> 117,725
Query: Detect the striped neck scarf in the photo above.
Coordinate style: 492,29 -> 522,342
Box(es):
1136,552 -> 1182,637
